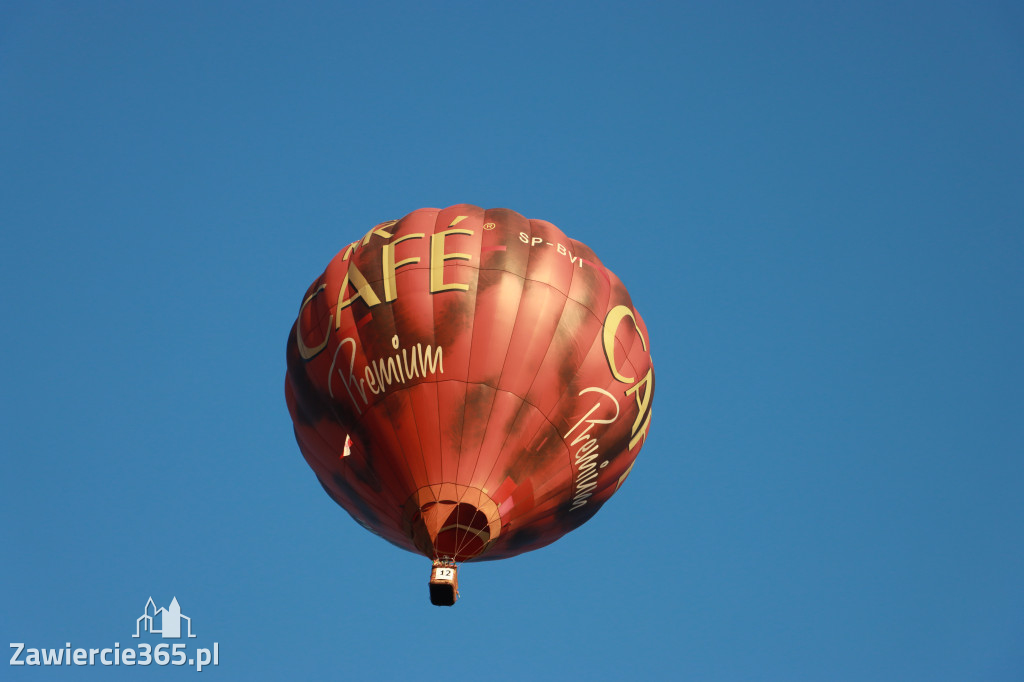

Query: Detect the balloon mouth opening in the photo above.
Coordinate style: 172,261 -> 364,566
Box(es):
403,485 -> 501,562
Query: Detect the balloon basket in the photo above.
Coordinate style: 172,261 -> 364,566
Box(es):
429,559 -> 459,606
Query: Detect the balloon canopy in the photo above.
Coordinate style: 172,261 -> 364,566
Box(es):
285,205 -> 654,569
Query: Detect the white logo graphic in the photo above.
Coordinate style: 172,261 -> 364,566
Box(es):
133,597 -> 196,639
9,596 -> 219,670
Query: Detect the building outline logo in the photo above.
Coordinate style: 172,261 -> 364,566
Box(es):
133,597 -> 196,639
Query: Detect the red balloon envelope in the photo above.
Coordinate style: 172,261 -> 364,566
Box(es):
284,205 -> 654,599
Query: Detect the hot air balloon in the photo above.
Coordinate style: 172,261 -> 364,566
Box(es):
284,205 -> 654,605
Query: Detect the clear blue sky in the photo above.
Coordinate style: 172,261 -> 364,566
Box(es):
2,2 -> 1022,680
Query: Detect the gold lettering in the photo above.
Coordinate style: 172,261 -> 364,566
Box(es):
296,283 -> 331,360
615,461 -> 635,492
429,228 -> 474,293
335,261 -> 381,323
602,305 -> 647,383
340,240 -> 360,262
625,369 -> 653,449
361,220 -> 396,246
341,221 -> 398,261
603,305 -> 653,449
381,232 -> 424,302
